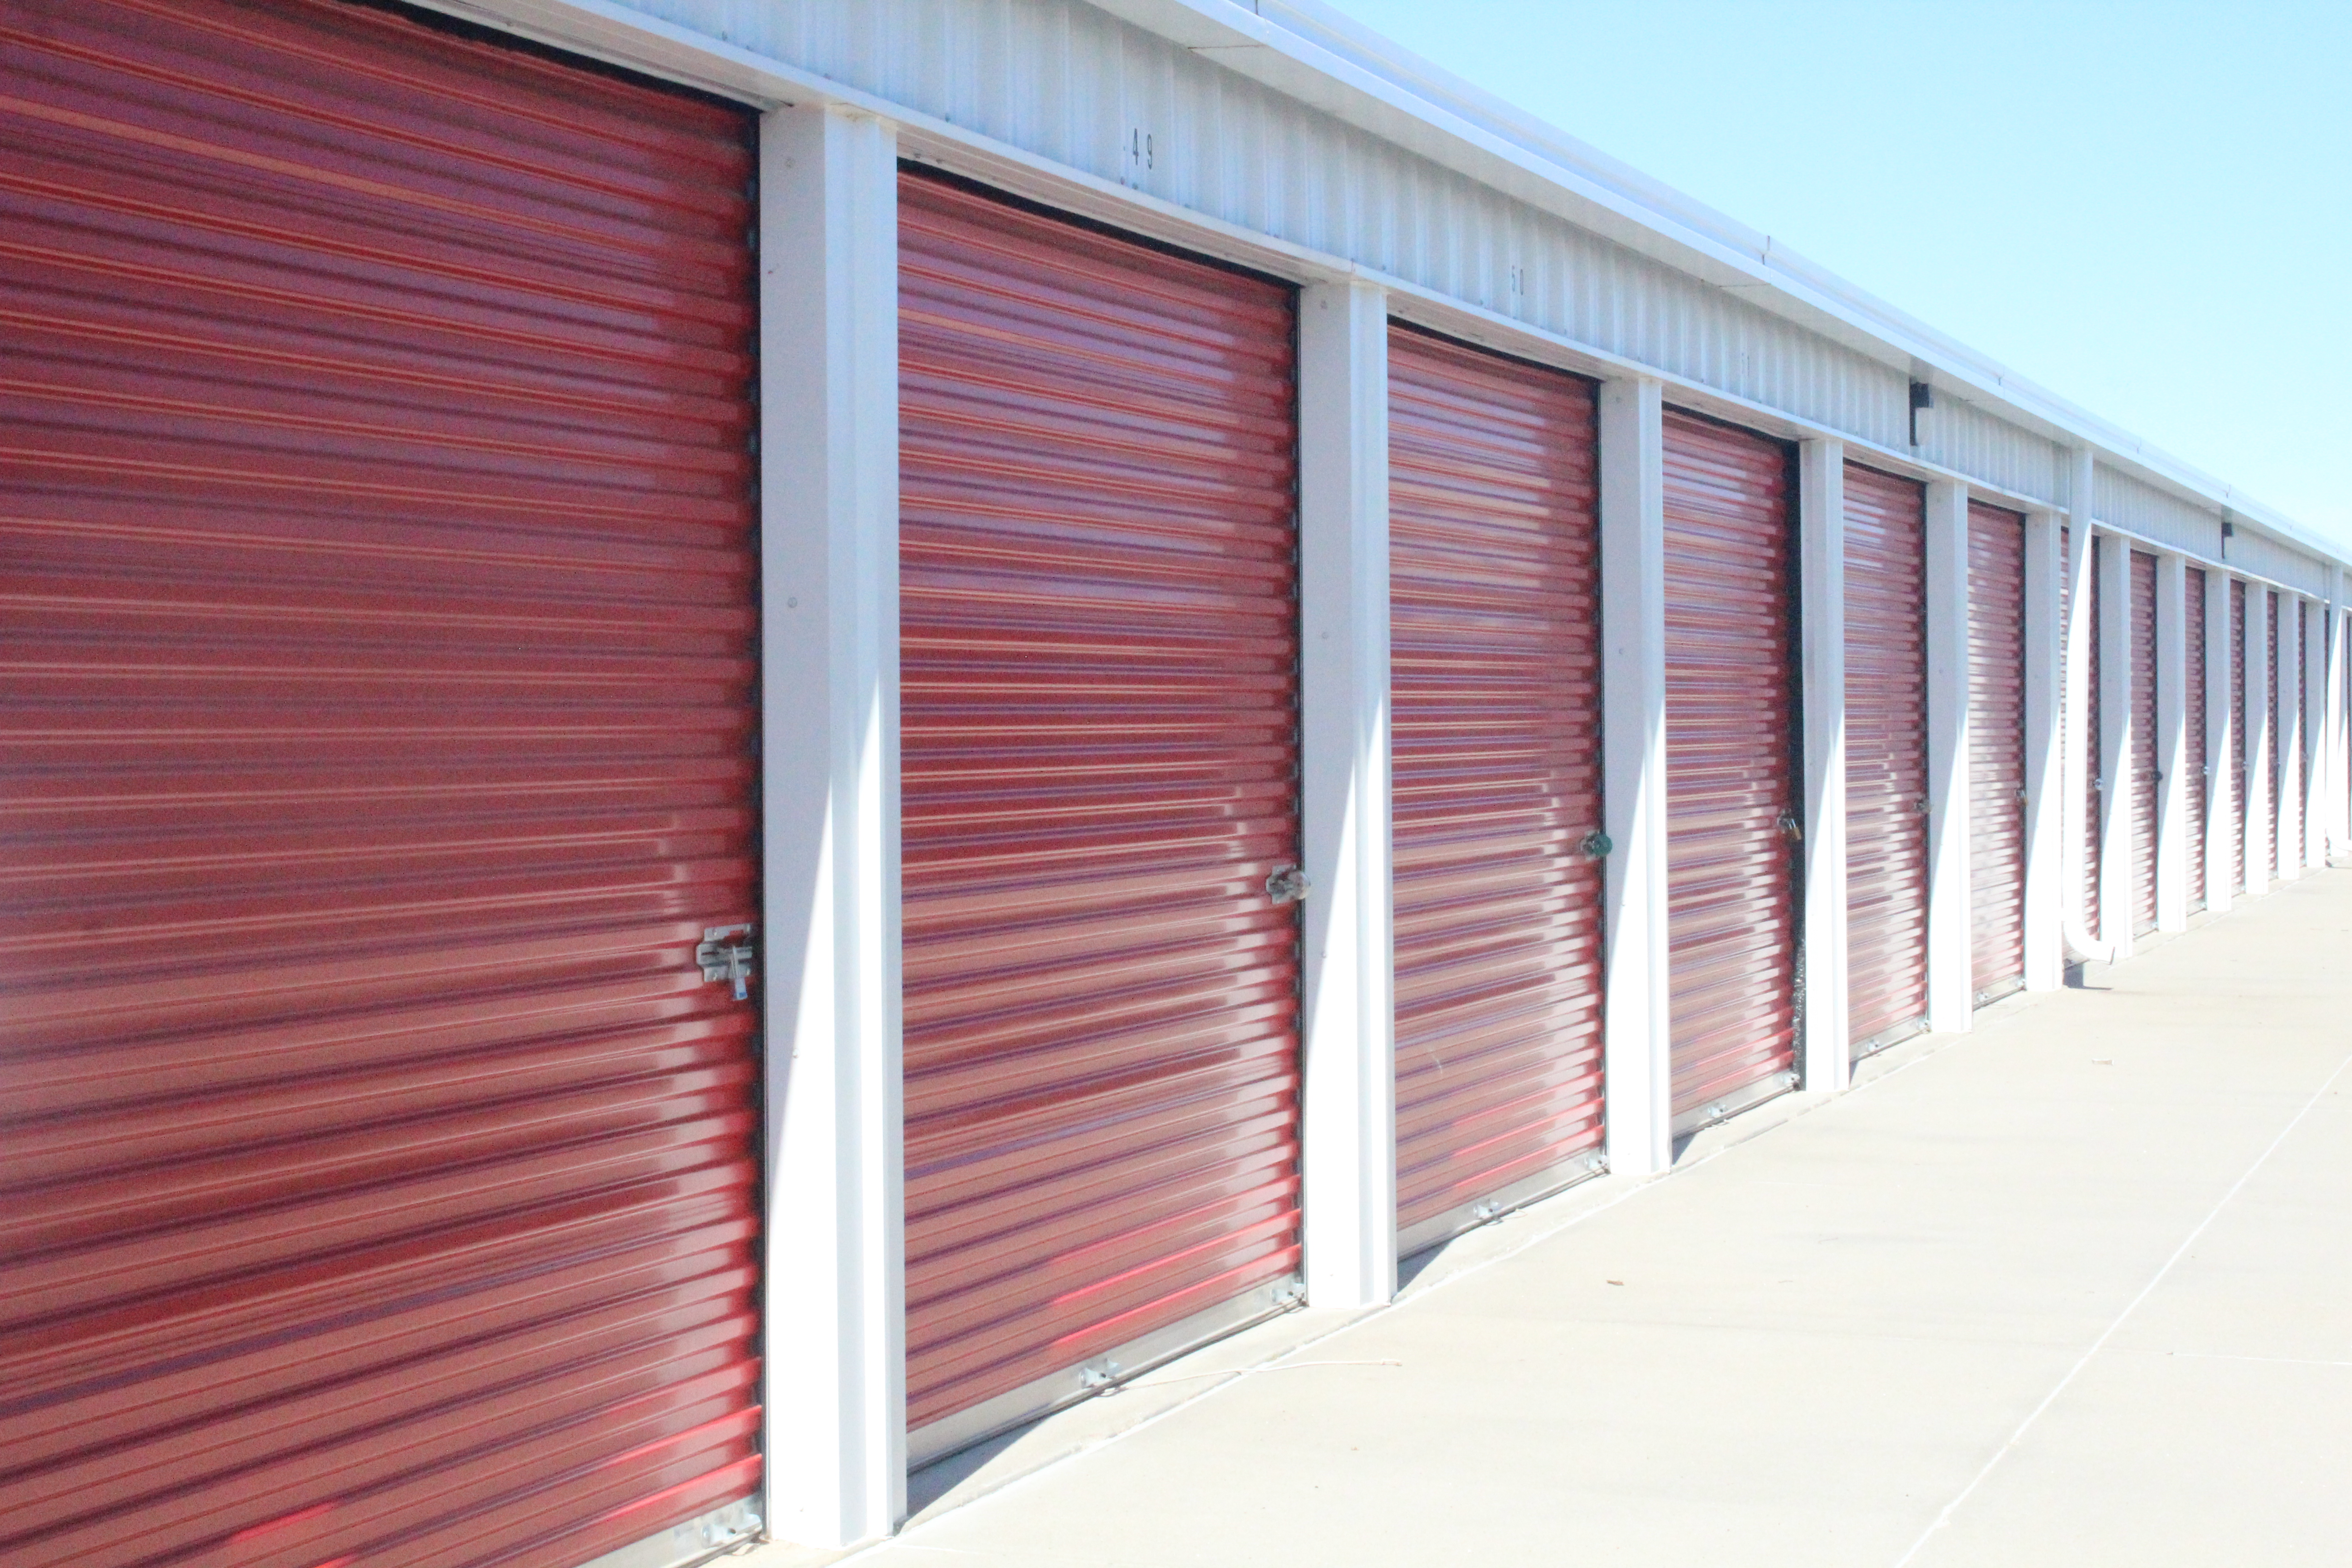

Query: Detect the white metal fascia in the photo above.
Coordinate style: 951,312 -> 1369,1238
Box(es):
1086,0 -> 2350,575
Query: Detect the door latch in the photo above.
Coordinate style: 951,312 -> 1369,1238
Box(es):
1578,829 -> 1613,858
696,924 -> 756,1000
1265,865 -> 1311,906
1775,810 -> 1804,843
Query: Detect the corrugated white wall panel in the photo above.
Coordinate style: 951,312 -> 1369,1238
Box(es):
618,0 -> 2081,509
1921,394 -> 2063,505
2230,531 -> 2331,597
2095,465 -> 2224,560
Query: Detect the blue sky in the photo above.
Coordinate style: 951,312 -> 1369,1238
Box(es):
1317,0 -> 2352,553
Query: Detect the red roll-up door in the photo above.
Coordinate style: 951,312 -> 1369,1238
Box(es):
0,5 -> 763,1568
1387,328 -> 1606,1251
2230,579 -> 2248,892
2084,537 -> 2104,939
897,173 -> 1303,1459
1967,502 -> 2028,1001
2185,567 -> 2208,911
1842,464 -> 1930,1055
2269,590 -> 2283,883
1662,412 -> 1801,1131
2298,608 -> 2310,867
2130,551 -> 2159,934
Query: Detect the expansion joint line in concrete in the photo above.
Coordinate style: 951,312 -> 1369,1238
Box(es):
1891,1046 -> 2352,1567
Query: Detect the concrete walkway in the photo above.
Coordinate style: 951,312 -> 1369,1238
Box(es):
765,865 -> 2352,1568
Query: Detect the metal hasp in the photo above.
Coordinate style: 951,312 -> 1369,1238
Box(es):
1266,864 -> 1312,905
697,924 -> 757,1000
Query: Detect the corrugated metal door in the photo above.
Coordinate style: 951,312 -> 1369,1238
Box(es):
2084,536 -> 2104,939
1966,502 -> 2027,1001
1662,411 -> 1801,1132
2231,579 -> 2248,891
897,172 -> 1303,1459
2130,551 -> 2159,934
2185,567 -> 2208,911
2269,590 -> 2282,882
1387,328 -> 1606,1251
0,5 -> 763,1568
1842,464 -> 1931,1055
2298,609 -> 2309,867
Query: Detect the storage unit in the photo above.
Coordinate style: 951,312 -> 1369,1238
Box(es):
0,4 -> 765,1566
1661,412 -> 1802,1131
2298,609 -> 2310,867
2269,590 -> 2283,882
1387,329 -> 1607,1250
1842,463 -> 1932,1056
2130,551 -> 2160,935
2232,579 -> 2249,892
1966,502 -> 2029,1001
897,173 -> 1305,1459
2185,567 -> 2208,911
2085,538 -> 2105,938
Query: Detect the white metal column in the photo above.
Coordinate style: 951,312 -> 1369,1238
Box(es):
758,103 -> 906,1549
1922,481 -> 1972,1030
2154,553 -> 2189,930
2333,586 -> 2351,857
1598,377 -> 1673,1176
2201,565 -> 2234,914
2245,583 -> 2272,893
2097,529 -> 2135,953
2278,596 -> 2303,882
2021,507 -> 2065,988
2058,456 -> 2110,964
1798,440 -> 1850,1089
1297,279 -> 1396,1308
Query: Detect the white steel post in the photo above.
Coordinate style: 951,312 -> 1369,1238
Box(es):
2097,531 -> 2134,953
1598,377 -> 1672,1176
1297,279 -> 1396,1308
1922,481 -> 1972,1030
2154,554 -> 2189,930
2278,596 -> 2303,882
2058,452 -> 2112,965
2202,566 -> 2234,914
2325,590 -> 2345,858
2021,507 -> 2065,988
2245,585 -> 2272,892
1798,441 -> 1850,1090
758,103 -> 905,1548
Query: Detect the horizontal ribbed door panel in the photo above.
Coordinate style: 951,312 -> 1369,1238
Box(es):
2269,591 -> 2282,882
898,173 -> 1303,1450
1966,502 -> 2027,1000
1843,464 -> 1931,1050
0,5 -> 761,1568
1662,412 -> 1799,1127
2084,537 -> 2103,939
2298,611 -> 2310,867
2185,567 -> 2208,911
2231,580 -> 2248,891
1387,328 -> 1605,1246
2130,551 -> 2160,934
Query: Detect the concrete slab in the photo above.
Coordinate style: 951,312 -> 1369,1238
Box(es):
734,866 -> 2352,1568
